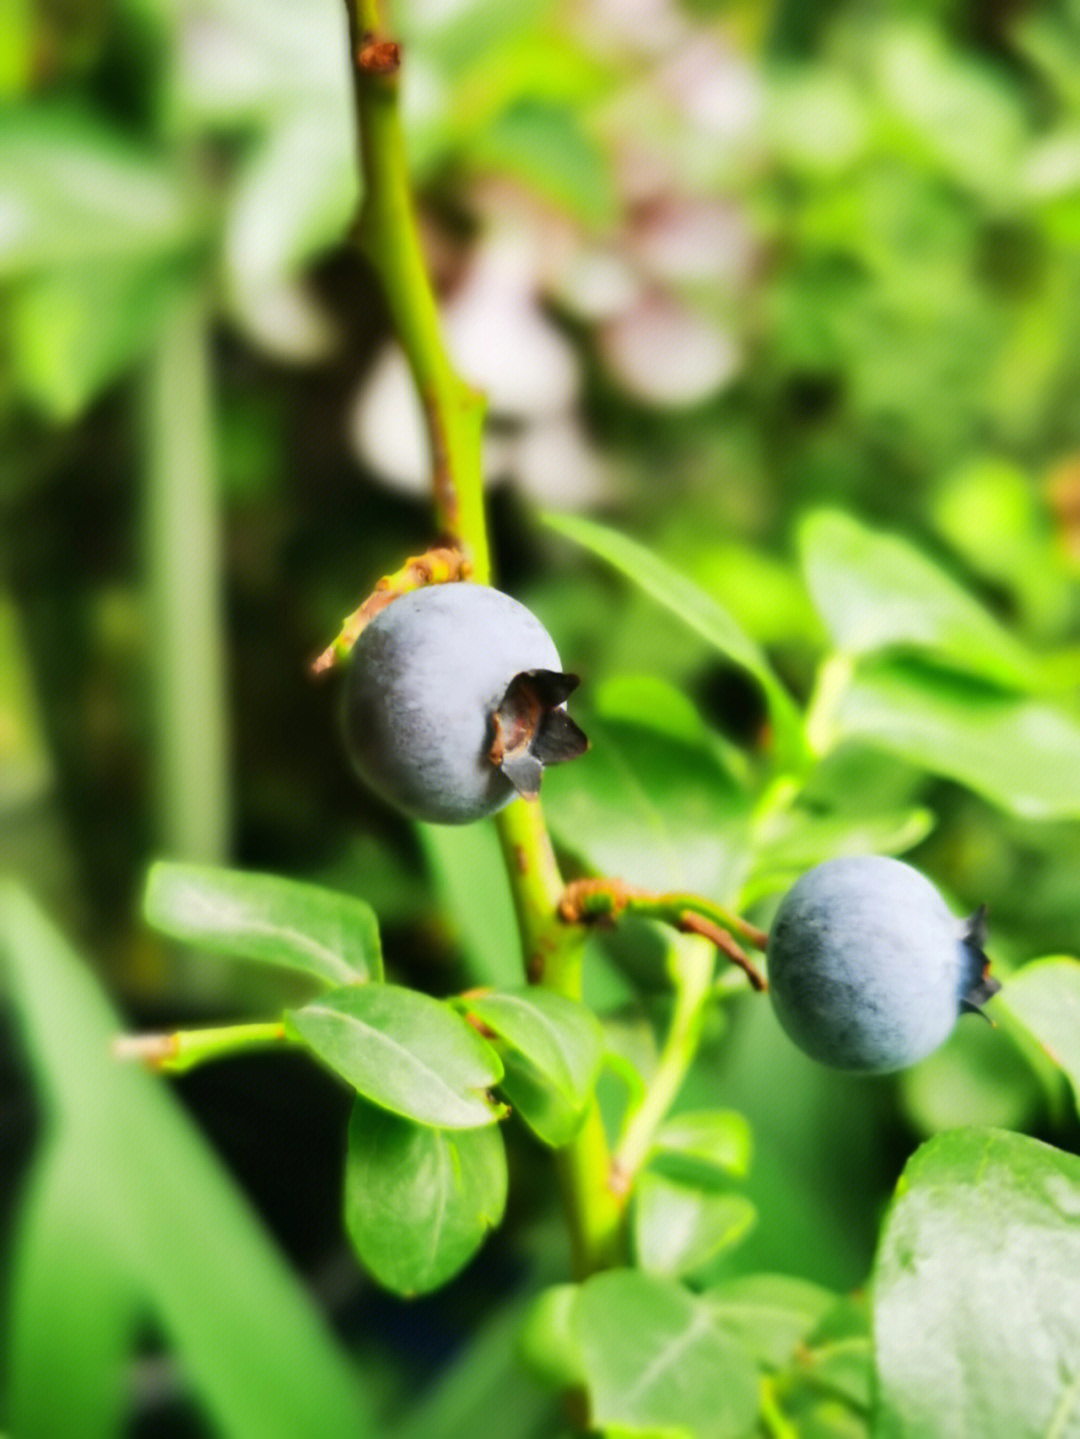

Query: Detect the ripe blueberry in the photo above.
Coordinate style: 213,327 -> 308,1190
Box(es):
343,584 -> 587,824
766,856 -> 998,1073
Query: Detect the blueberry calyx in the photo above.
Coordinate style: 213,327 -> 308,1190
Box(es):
489,669 -> 589,800
959,904 -> 1001,1017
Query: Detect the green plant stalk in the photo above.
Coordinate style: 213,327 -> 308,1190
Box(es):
758,1377 -> 798,1439
114,1021 -> 290,1073
346,0 -> 489,582
144,293 -> 231,869
342,0 -> 622,1276
611,937 -> 715,1187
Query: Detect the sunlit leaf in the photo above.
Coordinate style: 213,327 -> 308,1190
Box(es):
633,1172 -> 757,1279
544,511 -> 808,768
834,658 -> 1080,819
0,103 -> 201,278
800,509 -> 1040,690
463,988 -> 603,1107
703,1272 -> 838,1369
873,1128 -> 1080,1437
572,1269 -> 759,1438
543,704 -> 751,900
144,862 -> 382,987
287,983 -> 503,1128
471,102 -> 618,229
650,1110 -> 753,1181
997,958 -> 1080,1118
518,1284 -> 585,1389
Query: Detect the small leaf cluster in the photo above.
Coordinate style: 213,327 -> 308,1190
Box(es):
145,861 -> 604,1296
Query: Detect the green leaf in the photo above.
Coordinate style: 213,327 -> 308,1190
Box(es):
800,509 -> 1040,690
650,1110 -> 753,1182
746,806 -> 936,903
343,1101 -> 507,1296
8,1141 -> 141,1439
496,1051 -> 589,1148
144,862 -> 382,987
471,101 -> 618,229
1,882 -> 370,1437
286,984 -> 503,1128
799,1295 -> 872,1411
572,1270 -> 760,1438
11,256 -> 203,420
463,988 -> 603,1108
899,1016 -> 1044,1136
518,1284 -> 586,1390
417,821 -> 522,987
544,512 -> 808,768
834,658 -> 1080,819
703,1273 -> 838,1369
633,1173 -> 757,1280
873,1128 -> 1080,1438
0,103 -> 201,278
998,958 -> 1080,1117
543,705 -> 751,899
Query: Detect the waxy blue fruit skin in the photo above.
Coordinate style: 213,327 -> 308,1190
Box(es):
344,584 -> 583,825
766,856 -> 996,1073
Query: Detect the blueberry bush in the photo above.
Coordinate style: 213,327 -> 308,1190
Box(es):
5,2 -> 1080,1437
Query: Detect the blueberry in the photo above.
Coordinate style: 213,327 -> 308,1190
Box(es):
343,584 -> 588,824
766,856 -> 998,1073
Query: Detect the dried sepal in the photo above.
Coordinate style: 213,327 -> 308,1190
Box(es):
489,669 -> 588,800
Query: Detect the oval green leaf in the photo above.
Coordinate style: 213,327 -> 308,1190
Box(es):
544,511 -> 808,769
998,957 -> 1080,1118
572,1269 -> 760,1438
834,658 -> 1080,819
144,862 -> 382,987
873,1128 -> 1080,1438
463,988 -> 603,1108
633,1173 -> 757,1280
543,706 -> 751,898
800,509 -> 1040,690
703,1273 -> 838,1369
344,1100 -> 507,1296
286,984 -> 503,1129
651,1110 -> 753,1181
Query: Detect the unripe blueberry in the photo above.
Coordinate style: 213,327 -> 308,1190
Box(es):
343,584 -> 587,825
766,856 -> 998,1073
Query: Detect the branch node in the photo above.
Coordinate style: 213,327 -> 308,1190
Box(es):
310,545 -> 471,675
559,877 -> 643,925
357,33 -> 401,74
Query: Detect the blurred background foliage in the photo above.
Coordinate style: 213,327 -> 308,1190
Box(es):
5,0 -> 1080,1433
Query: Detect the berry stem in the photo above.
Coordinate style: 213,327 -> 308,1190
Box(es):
342,0 -> 623,1276
560,878 -> 768,989
343,0 -> 489,581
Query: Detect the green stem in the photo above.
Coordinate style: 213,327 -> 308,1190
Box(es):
759,1377 -> 798,1439
494,799 -> 624,1276
345,0 -> 489,580
494,798 -> 584,991
113,1021 -> 290,1073
144,293 -> 231,866
342,0 -> 621,1277
612,937 -> 714,1189
803,651 -> 854,759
